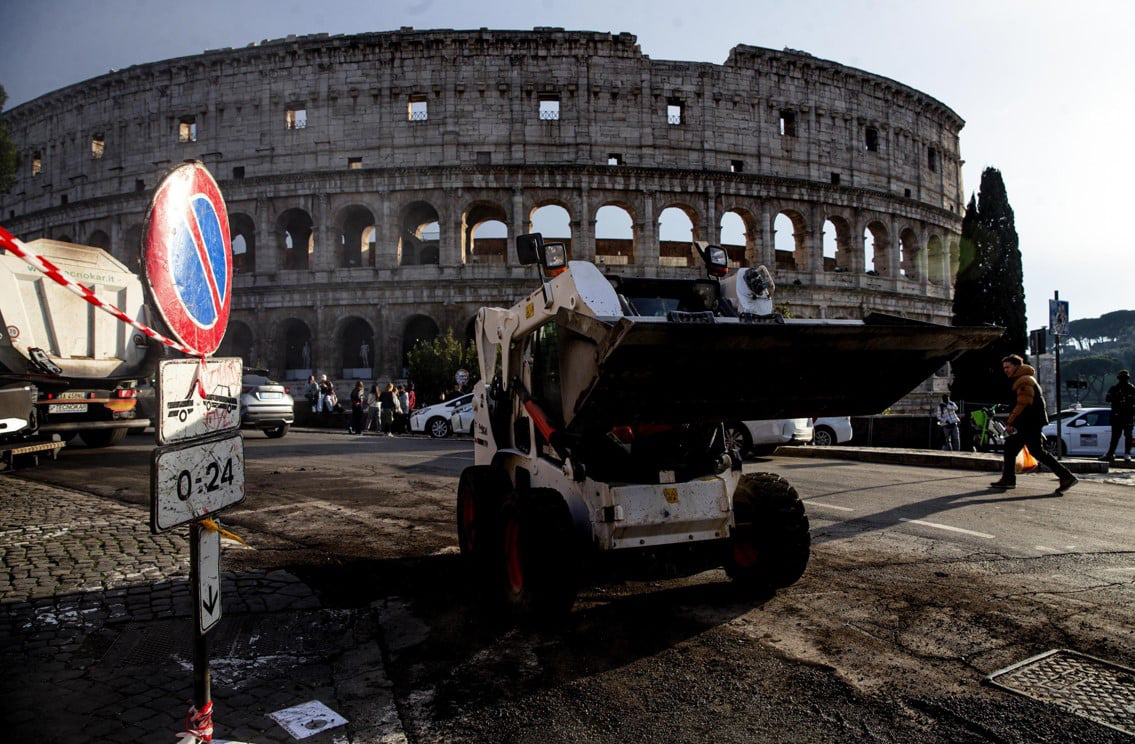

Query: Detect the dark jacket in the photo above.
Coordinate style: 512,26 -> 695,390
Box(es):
1106,380 -> 1135,421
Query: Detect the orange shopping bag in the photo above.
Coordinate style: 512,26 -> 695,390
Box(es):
1015,444 -> 1039,473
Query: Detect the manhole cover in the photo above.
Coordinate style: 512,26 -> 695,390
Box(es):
988,649 -> 1135,735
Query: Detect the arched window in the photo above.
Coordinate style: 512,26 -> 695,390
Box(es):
594,204 -> 633,265
530,203 -> 573,260
719,210 -> 750,268
229,213 -> 256,274
278,209 -> 314,270
774,211 -> 807,271
399,202 -> 440,266
658,206 -> 696,267
863,222 -> 889,276
281,318 -> 314,378
464,201 -> 508,264
339,206 -> 377,268
339,317 -> 375,376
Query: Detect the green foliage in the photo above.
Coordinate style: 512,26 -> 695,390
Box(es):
0,85 -> 18,194
950,168 -> 1028,404
1062,355 -> 1123,403
1064,310 -> 1135,353
405,329 -> 479,405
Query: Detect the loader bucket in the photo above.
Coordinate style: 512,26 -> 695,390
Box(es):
554,310 -> 1001,435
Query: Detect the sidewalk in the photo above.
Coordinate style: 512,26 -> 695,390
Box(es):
776,444 -> 1115,474
0,478 -> 405,743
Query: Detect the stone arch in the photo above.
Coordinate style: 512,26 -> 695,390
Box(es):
56,233 -> 73,243
863,220 -> 890,276
463,315 -> 478,344
530,201 -> 574,259
823,214 -> 854,272
719,206 -> 756,268
280,318 -> 314,378
948,238 -> 961,285
229,212 -> 256,274
463,200 -> 509,264
399,201 -> 440,266
278,209 -> 314,270
121,224 -> 143,272
337,316 -> 375,377
218,320 -> 254,363
773,209 -> 808,272
402,314 -> 441,374
595,202 -> 635,266
927,234 -> 946,285
899,227 -> 920,279
88,229 -> 110,251
336,204 -> 377,268
658,203 -> 699,268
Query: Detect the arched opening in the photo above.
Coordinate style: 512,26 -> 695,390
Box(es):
123,225 -> 143,273
595,204 -> 633,265
719,210 -> 751,268
773,211 -> 807,271
863,221 -> 889,276
464,201 -> 508,264
338,317 -> 375,378
658,205 -> 698,267
56,234 -> 73,243
229,212 -> 256,274
899,227 -> 920,279
948,239 -> 961,284
278,209 -> 314,270
402,315 -> 441,377
927,235 -> 946,285
281,318 -> 314,379
530,203 -> 573,259
824,216 -> 853,272
88,230 -> 110,252
399,201 -> 440,266
464,315 -> 478,345
217,321 -> 254,364
338,205 -> 377,268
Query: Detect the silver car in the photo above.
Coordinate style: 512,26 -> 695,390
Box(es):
240,369 -> 294,438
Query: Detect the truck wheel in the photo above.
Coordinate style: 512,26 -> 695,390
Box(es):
456,466 -> 510,587
501,489 -> 577,620
264,423 -> 290,439
726,472 -> 810,590
79,428 -> 128,448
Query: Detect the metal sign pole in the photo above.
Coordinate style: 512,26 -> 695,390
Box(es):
189,522 -> 211,714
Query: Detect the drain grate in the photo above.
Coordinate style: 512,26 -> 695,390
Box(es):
988,649 -> 1135,735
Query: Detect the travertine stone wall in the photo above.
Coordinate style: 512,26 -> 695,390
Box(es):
0,28 -> 966,409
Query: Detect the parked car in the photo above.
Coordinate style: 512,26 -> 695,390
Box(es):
1042,407 -> 1110,457
450,400 -> 475,436
723,417 -> 813,457
410,393 -> 474,438
240,369 -> 294,438
811,416 -> 853,446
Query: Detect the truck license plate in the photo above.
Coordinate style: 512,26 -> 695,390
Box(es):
48,403 -> 88,414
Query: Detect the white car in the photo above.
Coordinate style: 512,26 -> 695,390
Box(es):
811,416 -> 853,446
1042,407 -> 1111,457
410,393 -> 474,438
450,400 -> 474,436
723,418 -> 813,458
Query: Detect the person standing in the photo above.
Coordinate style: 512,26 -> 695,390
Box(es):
396,385 -> 411,434
379,382 -> 398,437
304,374 -> 319,413
1100,369 -> 1135,463
937,394 -> 961,451
363,383 -> 380,434
349,380 -> 366,435
990,354 -> 1078,492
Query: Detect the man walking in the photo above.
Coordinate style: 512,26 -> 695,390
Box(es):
990,354 -> 1078,492
1099,369 -> 1135,463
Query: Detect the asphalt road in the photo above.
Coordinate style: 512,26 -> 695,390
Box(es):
15,429 -> 1135,742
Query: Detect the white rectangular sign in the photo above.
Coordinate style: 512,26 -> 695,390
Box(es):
156,357 -> 242,445
150,431 -> 246,533
196,526 -> 222,634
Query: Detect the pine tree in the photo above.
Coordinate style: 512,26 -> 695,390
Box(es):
0,86 -> 19,193
950,168 -> 1027,405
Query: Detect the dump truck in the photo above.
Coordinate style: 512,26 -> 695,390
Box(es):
0,238 -> 162,447
456,233 -> 1000,618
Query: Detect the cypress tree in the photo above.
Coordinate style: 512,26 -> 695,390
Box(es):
950,168 -> 1027,405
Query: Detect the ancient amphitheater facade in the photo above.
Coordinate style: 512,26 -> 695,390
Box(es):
0,29 -> 965,406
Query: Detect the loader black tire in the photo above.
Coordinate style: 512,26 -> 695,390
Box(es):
725,472 -> 810,590
456,466 -> 510,590
501,489 -> 577,621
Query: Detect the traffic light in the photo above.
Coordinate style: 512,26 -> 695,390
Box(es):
1029,328 -> 1047,356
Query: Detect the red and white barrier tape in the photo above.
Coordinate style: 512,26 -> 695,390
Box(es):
176,700 -> 214,743
0,225 -> 205,359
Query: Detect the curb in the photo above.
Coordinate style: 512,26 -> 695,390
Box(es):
776,445 -> 1111,474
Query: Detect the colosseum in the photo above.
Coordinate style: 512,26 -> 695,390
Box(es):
0,28 -> 966,407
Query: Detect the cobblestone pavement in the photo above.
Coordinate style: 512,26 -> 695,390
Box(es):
0,476 -> 405,743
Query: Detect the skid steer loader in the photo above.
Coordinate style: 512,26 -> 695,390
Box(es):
457,234 -> 999,617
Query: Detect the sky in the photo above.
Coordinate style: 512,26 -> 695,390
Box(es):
2,0 -> 1132,328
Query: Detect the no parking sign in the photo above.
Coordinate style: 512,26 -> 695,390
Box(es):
143,161 -> 232,356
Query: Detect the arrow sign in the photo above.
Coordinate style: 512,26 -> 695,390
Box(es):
195,526 -> 222,635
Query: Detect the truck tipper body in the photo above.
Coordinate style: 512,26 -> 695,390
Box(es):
0,238 -> 162,447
